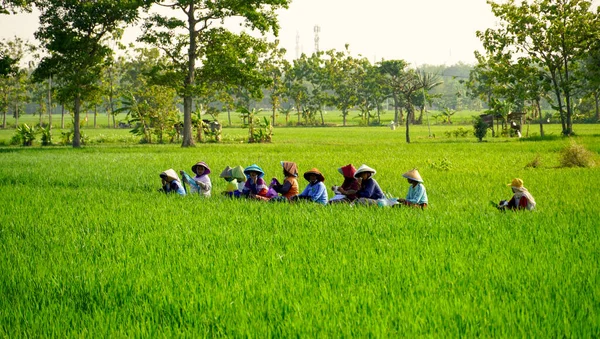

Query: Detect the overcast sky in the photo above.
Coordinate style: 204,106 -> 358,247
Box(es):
1,0 -> 596,66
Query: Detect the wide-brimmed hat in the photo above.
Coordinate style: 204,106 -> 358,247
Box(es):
338,164 -> 357,178
192,161 -> 211,175
281,161 -> 298,177
508,178 -> 523,188
402,169 -> 423,183
303,168 -> 325,182
231,165 -> 246,182
220,166 -> 233,179
160,169 -> 180,183
244,164 -> 265,178
354,164 -> 376,178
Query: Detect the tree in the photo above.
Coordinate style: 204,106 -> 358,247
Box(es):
0,0 -> 32,14
0,37 -> 29,128
379,60 -> 411,125
140,0 -> 291,147
33,0 -> 148,147
414,70 -> 443,125
478,0 -> 600,136
324,45 -> 360,126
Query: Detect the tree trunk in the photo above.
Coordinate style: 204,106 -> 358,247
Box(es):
320,107 -> 324,126
595,91 -> 599,121
227,108 -> 231,126
61,105 -> 65,129
93,105 -> 97,128
181,4 -> 197,147
48,76 -> 52,130
405,107 -> 411,143
14,103 -> 18,127
393,93 -> 399,124
73,95 -> 81,148
536,99 -> 544,138
342,109 -> 347,126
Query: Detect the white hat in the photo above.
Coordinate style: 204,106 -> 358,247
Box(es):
354,164 -> 376,178
402,169 -> 423,183
160,169 -> 180,182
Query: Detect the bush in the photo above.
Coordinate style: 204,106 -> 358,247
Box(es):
473,117 -> 488,142
559,141 -> 596,168
14,123 -> 37,146
525,155 -> 542,169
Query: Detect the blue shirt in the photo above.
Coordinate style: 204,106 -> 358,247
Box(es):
406,183 -> 428,204
357,178 -> 384,200
298,181 -> 328,205
165,180 -> 186,196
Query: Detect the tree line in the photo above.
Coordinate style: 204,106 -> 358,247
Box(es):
1,0 -> 599,147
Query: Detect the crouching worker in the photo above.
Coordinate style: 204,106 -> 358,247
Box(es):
220,166 -> 238,197
180,161 -> 212,197
292,168 -> 328,205
329,164 -> 359,204
160,169 -> 186,196
397,169 -> 428,208
354,164 -> 384,206
498,178 -> 536,211
270,161 -> 300,202
242,164 -> 271,201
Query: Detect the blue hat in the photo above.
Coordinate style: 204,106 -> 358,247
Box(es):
243,164 -> 265,178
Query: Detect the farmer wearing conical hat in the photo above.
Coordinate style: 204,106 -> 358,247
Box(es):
354,164 -> 384,205
270,161 -> 300,201
398,169 -> 428,208
189,161 -> 212,197
220,165 -> 238,197
329,164 -> 360,204
498,178 -> 536,211
230,165 -> 246,196
159,169 -> 186,196
293,168 -> 328,204
242,164 -> 270,200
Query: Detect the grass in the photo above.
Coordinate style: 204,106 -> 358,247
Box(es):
0,125 -> 599,336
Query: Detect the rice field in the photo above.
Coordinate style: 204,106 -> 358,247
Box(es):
1,124 -> 599,336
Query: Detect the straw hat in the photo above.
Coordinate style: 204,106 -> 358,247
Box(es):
160,169 -> 180,183
231,165 -> 246,182
244,164 -> 265,178
192,161 -> 211,175
354,164 -> 376,178
220,166 -> 233,179
303,168 -> 325,182
402,169 -> 423,183
281,161 -> 298,177
338,164 -> 357,178
508,178 -> 523,188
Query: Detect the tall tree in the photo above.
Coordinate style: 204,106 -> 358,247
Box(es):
33,0 -> 147,147
140,0 -> 290,147
379,60 -> 409,125
478,0 -> 600,136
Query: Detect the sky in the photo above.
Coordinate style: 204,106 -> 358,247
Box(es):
0,0 -> 509,66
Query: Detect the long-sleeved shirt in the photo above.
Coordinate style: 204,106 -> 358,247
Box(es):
272,177 -> 299,199
243,177 -> 269,197
192,174 -> 212,197
406,183 -> 428,205
298,181 -> 328,204
357,178 -> 384,200
163,180 -> 186,196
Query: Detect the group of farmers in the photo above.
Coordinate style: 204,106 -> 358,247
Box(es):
160,161 -> 536,210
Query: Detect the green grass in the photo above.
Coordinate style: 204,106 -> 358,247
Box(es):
0,125 -> 599,336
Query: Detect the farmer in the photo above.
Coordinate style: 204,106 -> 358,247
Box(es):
231,165 -> 246,197
498,178 -> 536,211
159,169 -> 186,196
329,164 -> 360,204
190,161 -> 212,197
270,161 -> 300,201
293,168 -> 328,204
397,169 -> 428,208
219,166 -> 238,197
242,164 -> 270,200
354,164 -> 384,205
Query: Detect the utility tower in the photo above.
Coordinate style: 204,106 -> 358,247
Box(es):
295,31 -> 300,59
314,25 -> 320,53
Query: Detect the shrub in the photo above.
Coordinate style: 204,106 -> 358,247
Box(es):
427,157 -> 453,171
525,155 -> 542,169
14,123 -> 37,146
559,141 -> 596,168
40,126 -> 53,146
